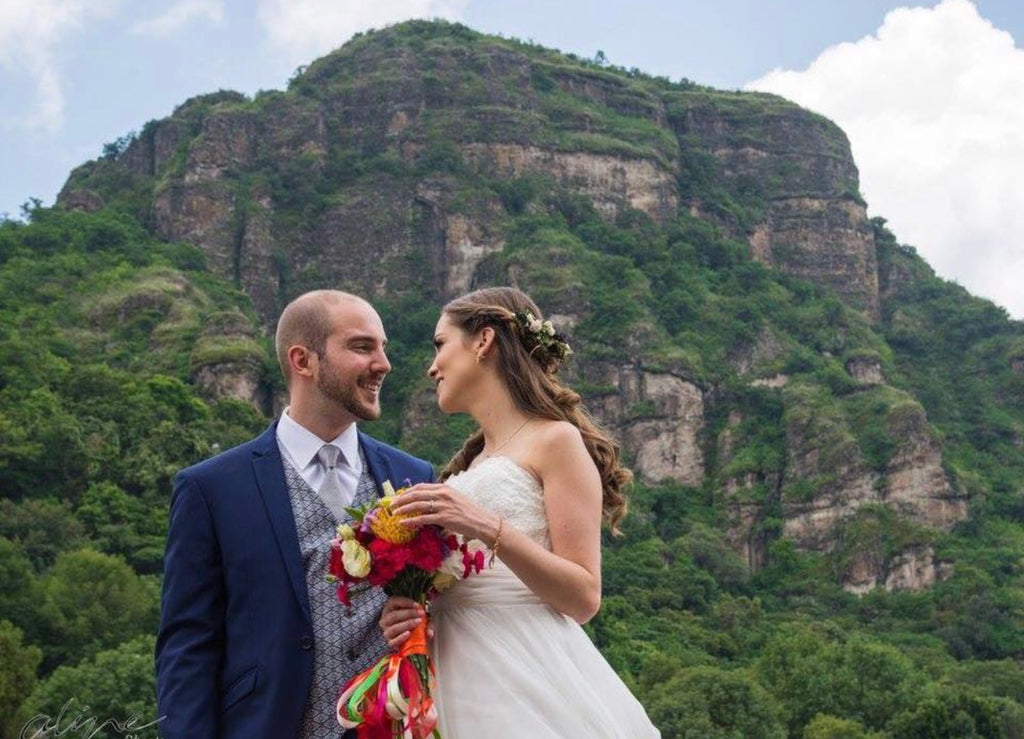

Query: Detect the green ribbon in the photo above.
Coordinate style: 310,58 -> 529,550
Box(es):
343,658 -> 390,722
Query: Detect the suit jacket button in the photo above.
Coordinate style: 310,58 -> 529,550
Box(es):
346,649 -> 356,661
300,636 -> 313,650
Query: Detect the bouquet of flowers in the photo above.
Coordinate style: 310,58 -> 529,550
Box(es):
328,480 -> 486,739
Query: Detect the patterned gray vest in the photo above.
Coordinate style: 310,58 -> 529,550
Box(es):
283,448 -> 389,739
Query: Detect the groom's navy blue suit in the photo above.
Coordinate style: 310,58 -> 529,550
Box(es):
155,422 -> 434,738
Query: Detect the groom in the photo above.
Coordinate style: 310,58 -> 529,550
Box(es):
156,290 -> 434,738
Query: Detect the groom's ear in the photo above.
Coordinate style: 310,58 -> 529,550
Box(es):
288,344 -> 317,380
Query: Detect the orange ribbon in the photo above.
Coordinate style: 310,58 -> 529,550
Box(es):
401,618 -> 429,658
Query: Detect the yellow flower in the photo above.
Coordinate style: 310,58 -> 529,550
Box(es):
341,540 -> 372,578
433,571 -> 458,592
369,494 -> 416,544
336,523 -> 355,541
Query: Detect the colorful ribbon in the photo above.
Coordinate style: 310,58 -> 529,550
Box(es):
337,619 -> 438,739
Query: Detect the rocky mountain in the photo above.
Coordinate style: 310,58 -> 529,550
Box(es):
57,20 -> 1022,594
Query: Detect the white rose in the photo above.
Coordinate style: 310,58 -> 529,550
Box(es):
542,320 -> 555,336
437,549 -> 464,579
464,538 -> 488,561
341,539 -> 372,578
335,523 -> 355,541
433,538 -> 487,591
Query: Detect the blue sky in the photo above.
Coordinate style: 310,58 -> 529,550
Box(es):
2,0 -> 1022,316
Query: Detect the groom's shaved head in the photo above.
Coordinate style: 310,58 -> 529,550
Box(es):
275,290 -> 369,384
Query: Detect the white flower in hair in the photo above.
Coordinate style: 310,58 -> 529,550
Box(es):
512,310 -> 573,366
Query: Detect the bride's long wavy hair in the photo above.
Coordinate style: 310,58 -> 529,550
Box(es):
438,287 -> 631,534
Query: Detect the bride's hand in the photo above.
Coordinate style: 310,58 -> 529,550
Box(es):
392,482 -> 499,543
379,596 -> 430,650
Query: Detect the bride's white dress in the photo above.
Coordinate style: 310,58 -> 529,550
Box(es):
430,456 -> 660,738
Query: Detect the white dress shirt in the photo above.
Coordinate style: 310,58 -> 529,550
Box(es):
276,408 -> 362,506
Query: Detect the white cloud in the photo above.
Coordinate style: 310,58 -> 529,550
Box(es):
747,0 -> 1024,319
257,0 -> 470,66
0,0 -> 120,132
132,0 -> 224,37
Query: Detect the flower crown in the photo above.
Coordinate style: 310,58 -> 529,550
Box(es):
511,311 -> 573,368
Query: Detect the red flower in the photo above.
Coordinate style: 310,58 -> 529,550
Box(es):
328,540 -> 344,578
366,538 -> 412,585
462,546 -> 485,579
404,527 -> 446,571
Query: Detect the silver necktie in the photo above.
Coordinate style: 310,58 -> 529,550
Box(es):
315,444 -> 348,519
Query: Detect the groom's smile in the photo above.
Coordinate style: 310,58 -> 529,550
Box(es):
313,298 -> 392,424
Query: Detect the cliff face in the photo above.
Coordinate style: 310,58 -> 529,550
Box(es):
781,399 -> 965,544
189,310 -> 270,411
460,144 -> 679,222
717,380 -> 965,589
588,364 -> 705,486
669,94 -> 880,319
61,32 -> 877,324
57,21 -> 971,590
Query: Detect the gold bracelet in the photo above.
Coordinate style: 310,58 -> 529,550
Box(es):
489,516 -> 505,566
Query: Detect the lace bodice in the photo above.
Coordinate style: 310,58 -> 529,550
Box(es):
446,455 -> 550,549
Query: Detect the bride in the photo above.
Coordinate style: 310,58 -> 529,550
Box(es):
386,287 -> 660,737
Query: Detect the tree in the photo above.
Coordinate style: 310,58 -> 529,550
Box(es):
37,549 -> 159,670
0,388 -> 89,500
0,619 -> 41,739
803,714 -> 885,739
0,537 -> 43,640
75,482 -> 166,571
888,690 -> 1005,738
757,627 -> 921,735
677,523 -> 749,591
952,659 -> 1024,704
646,665 -> 785,738
15,635 -> 160,738
0,499 -> 86,570
101,131 -> 136,160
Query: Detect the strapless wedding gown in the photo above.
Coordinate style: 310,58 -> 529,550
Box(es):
430,456 -> 660,738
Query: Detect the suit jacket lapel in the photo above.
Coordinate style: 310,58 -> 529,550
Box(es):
251,423 -> 311,622
359,432 -> 393,496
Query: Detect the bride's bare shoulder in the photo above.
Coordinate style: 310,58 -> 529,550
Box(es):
526,420 -> 591,473
531,419 -> 582,447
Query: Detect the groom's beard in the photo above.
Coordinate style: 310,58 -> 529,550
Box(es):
318,364 -> 384,421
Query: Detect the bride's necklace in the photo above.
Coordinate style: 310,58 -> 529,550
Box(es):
482,418 -> 531,458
